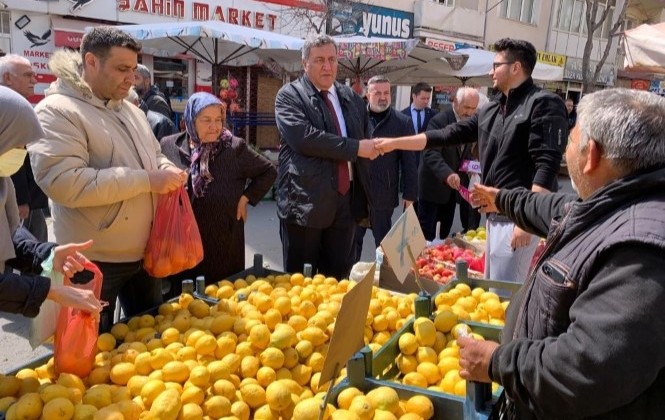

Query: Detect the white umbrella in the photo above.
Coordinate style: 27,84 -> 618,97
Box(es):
110,21 -> 305,89
623,23 -> 665,74
383,47 -> 564,85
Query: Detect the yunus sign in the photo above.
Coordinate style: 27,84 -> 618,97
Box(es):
333,3 -> 413,39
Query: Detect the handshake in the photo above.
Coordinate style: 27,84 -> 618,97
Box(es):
357,138 -> 395,160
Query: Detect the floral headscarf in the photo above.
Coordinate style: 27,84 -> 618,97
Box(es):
184,92 -> 232,198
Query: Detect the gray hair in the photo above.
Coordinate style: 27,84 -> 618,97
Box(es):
125,86 -> 140,104
0,54 -> 31,80
135,64 -> 151,79
576,88 -> 665,173
454,87 -> 478,104
367,75 -> 390,86
302,34 -> 337,60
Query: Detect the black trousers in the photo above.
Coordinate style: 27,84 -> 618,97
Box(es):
418,195 -> 481,241
353,207 -> 394,262
280,193 -> 355,280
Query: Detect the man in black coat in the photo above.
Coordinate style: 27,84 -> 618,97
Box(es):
134,64 -> 173,120
374,38 -> 566,284
354,75 -> 417,260
274,35 -> 378,279
418,87 -> 482,241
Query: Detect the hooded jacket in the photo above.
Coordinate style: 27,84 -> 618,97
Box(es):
491,167 -> 665,419
28,50 -> 176,262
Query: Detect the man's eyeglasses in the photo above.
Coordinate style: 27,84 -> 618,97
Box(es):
492,61 -> 515,71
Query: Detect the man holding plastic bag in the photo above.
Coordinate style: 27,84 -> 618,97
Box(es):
0,86 -> 102,319
28,27 -> 186,332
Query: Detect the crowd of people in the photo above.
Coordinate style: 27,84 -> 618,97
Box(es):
0,26 -> 663,418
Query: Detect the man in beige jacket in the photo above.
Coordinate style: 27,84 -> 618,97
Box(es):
28,27 -> 186,332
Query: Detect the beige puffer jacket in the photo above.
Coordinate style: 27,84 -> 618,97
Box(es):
28,50 -> 176,262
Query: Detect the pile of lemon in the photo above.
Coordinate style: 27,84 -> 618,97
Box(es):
393,315 -> 500,398
434,283 -> 509,325
0,273 -> 435,420
462,227 -> 487,243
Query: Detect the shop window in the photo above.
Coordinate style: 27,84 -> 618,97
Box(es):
555,0 -> 614,39
0,10 -> 10,55
500,0 -> 537,24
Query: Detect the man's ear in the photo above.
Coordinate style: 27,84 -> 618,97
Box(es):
583,139 -> 602,175
83,52 -> 97,70
2,71 -> 11,84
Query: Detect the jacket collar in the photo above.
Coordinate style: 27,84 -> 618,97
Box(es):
500,77 -> 535,108
561,166 -> 665,241
301,75 -> 352,104
175,132 -> 191,162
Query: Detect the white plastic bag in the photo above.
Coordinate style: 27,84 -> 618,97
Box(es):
29,250 -> 62,349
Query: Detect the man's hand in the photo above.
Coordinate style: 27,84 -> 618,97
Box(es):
373,137 -> 395,155
18,204 -> 29,220
511,225 -> 533,250
358,139 -> 379,160
53,240 -> 93,279
236,195 -> 249,222
148,169 -> 186,194
458,335 -> 498,383
446,173 -> 461,190
471,184 -> 500,213
47,284 -> 102,317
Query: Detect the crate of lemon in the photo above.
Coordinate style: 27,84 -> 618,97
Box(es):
326,277 -> 519,419
0,271 -> 436,420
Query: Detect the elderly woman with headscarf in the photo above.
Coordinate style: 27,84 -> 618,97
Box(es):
0,86 -> 102,317
161,92 -> 276,286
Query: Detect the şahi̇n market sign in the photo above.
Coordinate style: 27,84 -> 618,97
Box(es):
116,0 -> 278,30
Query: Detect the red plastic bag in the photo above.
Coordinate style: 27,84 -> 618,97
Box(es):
143,186 -> 204,278
54,262 -> 103,378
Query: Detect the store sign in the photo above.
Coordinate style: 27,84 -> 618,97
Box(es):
631,79 -> 650,90
425,38 -> 456,52
564,57 -> 615,86
191,3 -> 277,30
332,2 -> 413,39
537,51 -> 566,67
54,30 -> 83,48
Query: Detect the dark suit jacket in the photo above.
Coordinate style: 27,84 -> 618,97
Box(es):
367,107 -> 417,210
11,155 -> 48,210
401,105 -> 436,133
275,75 -> 371,229
419,104 -> 475,204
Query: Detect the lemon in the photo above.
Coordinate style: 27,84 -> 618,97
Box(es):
240,355 -> 260,379
367,387 -> 399,414
148,388 -> 181,419
239,383 -> 266,408
86,367 -> 110,386
109,362 -> 136,386
402,372 -> 428,388
349,395 -> 375,419
454,379 -> 467,396
256,367 -> 277,388
373,409 -> 398,420
336,387 -> 362,410
39,383 -> 71,403
396,354 -> 418,375
293,397 -> 331,420
180,385 -> 204,405
82,386 -> 112,409
270,324 -> 296,350
73,403 -> 97,420
140,379 -> 165,408
42,397 -> 75,420
451,323 -> 472,339
440,370 -> 462,394
416,362 -> 441,385
483,298 -> 505,319
161,361 -> 189,383
438,356 -> 461,377
211,379 -> 236,400
249,324 -> 271,350
258,347 -> 284,370
97,333 -> 116,352
265,380 -> 292,411
397,333 -> 418,355
413,318 -> 436,347
0,375 -> 22,398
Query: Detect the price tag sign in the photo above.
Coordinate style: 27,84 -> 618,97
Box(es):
380,205 -> 426,284
459,159 -> 481,174
319,264 -> 375,385
458,185 -> 472,204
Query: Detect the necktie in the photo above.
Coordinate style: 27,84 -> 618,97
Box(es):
416,109 -> 423,132
320,90 -> 350,195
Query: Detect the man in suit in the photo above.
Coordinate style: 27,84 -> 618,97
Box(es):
274,34 -> 378,279
402,82 -> 435,135
0,54 -> 49,241
418,87 -> 482,241
354,75 -> 417,260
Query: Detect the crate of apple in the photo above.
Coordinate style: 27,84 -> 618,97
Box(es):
423,244 -> 485,273
415,257 -> 455,283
